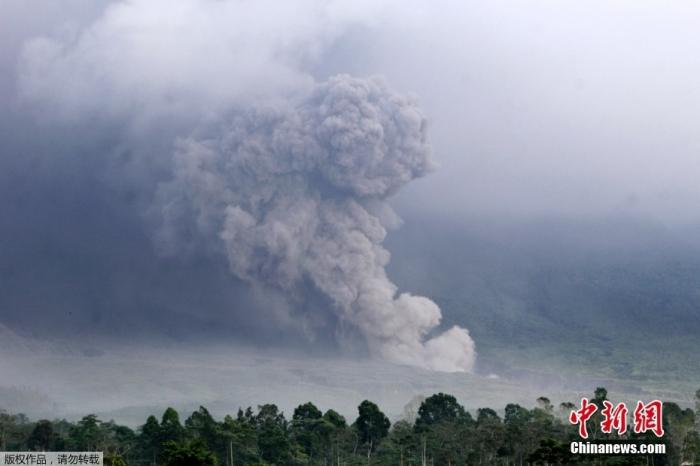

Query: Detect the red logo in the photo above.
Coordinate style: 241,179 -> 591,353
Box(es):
569,398 -> 598,439
569,398 -> 664,438
600,401 -> 628,435
633,400 -> 664,438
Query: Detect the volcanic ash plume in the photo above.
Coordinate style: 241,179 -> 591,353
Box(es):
156,75 -> 476,372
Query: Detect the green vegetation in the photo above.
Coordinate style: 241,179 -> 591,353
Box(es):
2,387 -> 700,465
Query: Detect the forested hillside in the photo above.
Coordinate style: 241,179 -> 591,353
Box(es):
2,387 -> 699,465
387,214 -> 700,387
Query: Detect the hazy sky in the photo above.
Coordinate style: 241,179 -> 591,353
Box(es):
316,1 -> 700,222
4,0 -> 700,422
5,1 -> 700,220
2,0 -> 700,352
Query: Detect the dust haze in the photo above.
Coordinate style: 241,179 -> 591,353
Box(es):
2,0 -> 700,421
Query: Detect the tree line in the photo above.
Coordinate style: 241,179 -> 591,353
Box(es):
2,387 -> 700,465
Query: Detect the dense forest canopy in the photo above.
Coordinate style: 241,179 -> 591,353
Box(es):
2,387 -> 699,466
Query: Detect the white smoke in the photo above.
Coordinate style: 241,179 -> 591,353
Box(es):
156,75 -> 475,372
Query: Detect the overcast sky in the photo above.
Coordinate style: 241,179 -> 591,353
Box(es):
4,1 -> 700,220
318,1 -> 700,222
4,0 -> 700,421
2,0 -> 700,348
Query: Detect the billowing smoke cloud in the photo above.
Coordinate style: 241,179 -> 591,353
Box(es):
11,0 -> 475,372
156,75 -> 475,372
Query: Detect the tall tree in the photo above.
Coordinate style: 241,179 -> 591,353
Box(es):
474,408 -> 505,465
503,403 -> 532,465
221,411 -> 259,466
27,420 -> 56,451
415,393 -> 468,432
160,408 -> 185,445
322,410 -> 348,466
354,400 -> 390,465
68,415 -> 103,451
255,404 -> 291,465
162,439 -> 217,466
291,402 -> 324,463
139,415 -> 161,465
186,406 -> 224,460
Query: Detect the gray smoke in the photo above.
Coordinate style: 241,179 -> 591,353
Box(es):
156,75 -> 475,372
11,0 -> 476,372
